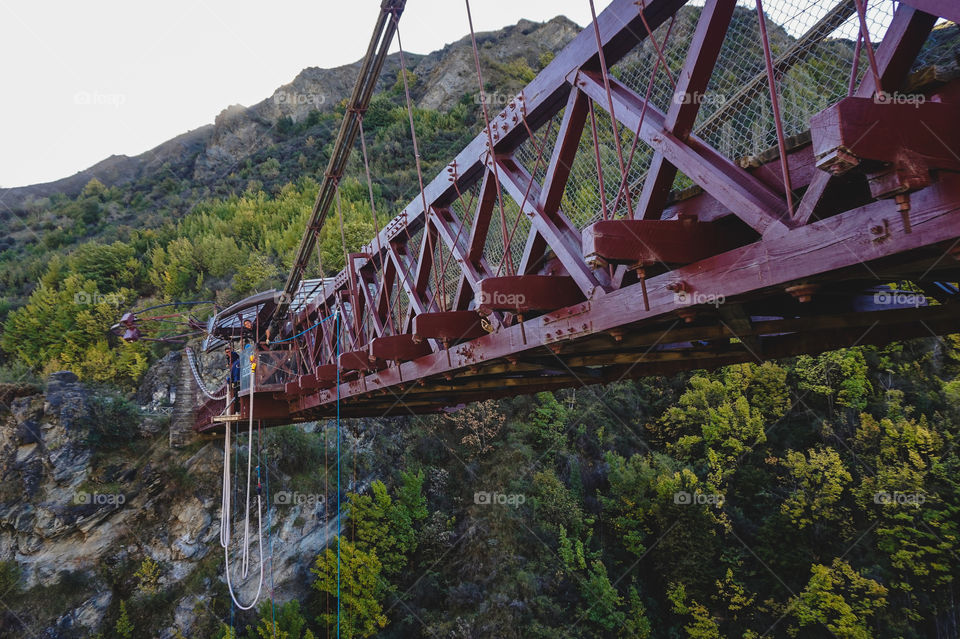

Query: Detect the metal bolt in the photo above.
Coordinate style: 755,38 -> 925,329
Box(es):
666,281 -> 688,293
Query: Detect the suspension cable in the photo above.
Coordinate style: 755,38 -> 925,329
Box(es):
335,185 -> 359,350
495,119 -> 554,277
588,99 -> 611,221
852,0 -> 882,94
357,115 -> 397,335
336,311 -> 342,637
588,0 -> 632,215
393,12 -> 450,311
755,0 -> 796,217
465,0 -> 514,277
616,14 -> 676,218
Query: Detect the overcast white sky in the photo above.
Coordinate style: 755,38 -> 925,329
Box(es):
0,1 -> 619,188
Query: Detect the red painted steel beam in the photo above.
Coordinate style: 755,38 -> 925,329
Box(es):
413,311 -> 488,343
371,333 -> 433,362
582,218 -> 755,268
522,88 -> 592,274
475,275 -> 585,314
340,349 -> 384,372
291,173 -> 960,415
792,5 -> 937,226
304,0 -> 689,317
196,0 -> 960,431
494,156 -> 605,296
635,0 -> 738,221
810,98 -> 960,198
895,0 -> 959,36
815,100 -> 960,172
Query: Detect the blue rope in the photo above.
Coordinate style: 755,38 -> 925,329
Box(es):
269,312 -> 337,344
230,421 -> 238,636
336,310 -> 341,639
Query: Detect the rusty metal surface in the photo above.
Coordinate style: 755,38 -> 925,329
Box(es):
196,0 -> 960,432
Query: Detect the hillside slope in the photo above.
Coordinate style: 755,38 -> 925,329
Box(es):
0,16 -> 579,214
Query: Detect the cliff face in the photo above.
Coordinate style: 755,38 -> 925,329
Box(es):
0,16 -> 579,212
0,367 -> 347,639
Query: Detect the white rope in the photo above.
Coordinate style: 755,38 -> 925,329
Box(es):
219,365 -> 264,610
242,380 -> 254,577
186,347 -> 228,400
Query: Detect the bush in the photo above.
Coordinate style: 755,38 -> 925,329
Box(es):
264,425 -> 323,476
0,561 -> 21,594
82,391 -> 140,450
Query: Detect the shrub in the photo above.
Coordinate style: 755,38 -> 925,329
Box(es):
264,425 -> 323,476
0,561 -> 21,594
82,391 -> 140,450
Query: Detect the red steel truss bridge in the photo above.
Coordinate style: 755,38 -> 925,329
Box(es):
191,0 -> 960,432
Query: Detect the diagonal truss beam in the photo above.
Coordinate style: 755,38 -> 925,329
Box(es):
634,0 -> 738,221
576,69 -> 790,235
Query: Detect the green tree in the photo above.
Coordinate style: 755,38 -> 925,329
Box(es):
349,470 -> 427,576
796,348 -> 872,411
317,205 -> 374,273
667,582 -> 721,639
115,600 -> 134,639
312,539 -> 387,639
525,391 -> 568,456
133,557 -> 162,595
780,447 -> 852,530
1,273 -> 148,387
230,254 -> 280,297
659,374 -> 770,492
791,559 -> 887,638
246,599 -> 316,639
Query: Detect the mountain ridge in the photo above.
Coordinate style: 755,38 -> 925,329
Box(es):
0,16 -> 580,213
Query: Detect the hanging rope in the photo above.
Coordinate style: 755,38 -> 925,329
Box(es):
270,312 -> 337,344
220,346 -> 265,611
335,310 -> 342,638
262,425 -> 277,638
393,12 -> 450,310
465,0 -> 514,277
357,115 -> 398,336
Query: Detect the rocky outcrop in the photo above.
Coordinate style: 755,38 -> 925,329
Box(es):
413,17 -> 579,111
0,372 -> 343,638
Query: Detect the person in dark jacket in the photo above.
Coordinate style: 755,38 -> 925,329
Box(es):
226,346 -> 241,410
241,318 -> 256,343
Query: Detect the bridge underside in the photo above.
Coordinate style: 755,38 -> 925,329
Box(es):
196,0 -> 960,432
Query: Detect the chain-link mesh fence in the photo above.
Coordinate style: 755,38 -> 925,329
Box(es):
318,0 -> 957,341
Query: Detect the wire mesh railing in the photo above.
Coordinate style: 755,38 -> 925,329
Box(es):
300,0 -> 957,359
